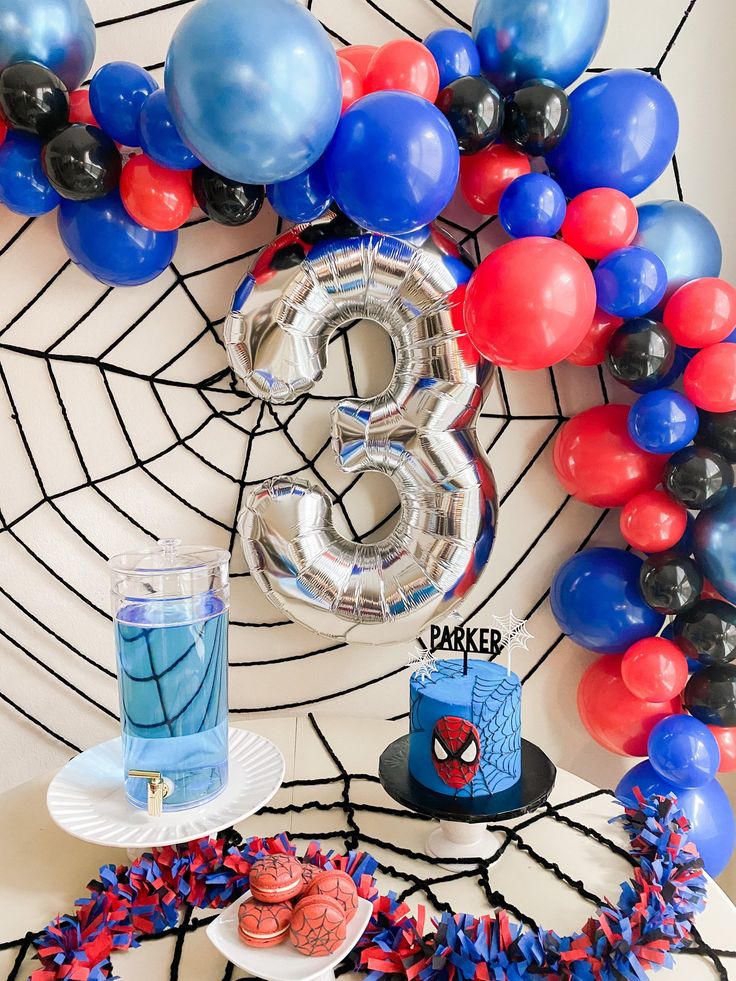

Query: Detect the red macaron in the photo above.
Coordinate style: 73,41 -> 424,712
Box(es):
238,897 -> 292,948
290,894 -> 347,956
304,869 -> 359,921
300,863 -> 322,889
249,854 -> 304,903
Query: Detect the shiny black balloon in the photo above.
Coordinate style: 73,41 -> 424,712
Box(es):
673,599 -> 736,666
192,166 -> 264,226
605,318 -> 676,393
696,409 -> 736,464
684,663 -> 736,727
41,125 -> 121,201
436,75 -> 504,155
639,551 -> 704,615
664,445 -> 733,510
0,61 -> 69,138
503,79 -> 570,156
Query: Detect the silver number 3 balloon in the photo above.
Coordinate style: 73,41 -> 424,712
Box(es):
225,213 -> 497,645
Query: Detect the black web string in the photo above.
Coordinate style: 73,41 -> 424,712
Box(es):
1,716 -> 734,981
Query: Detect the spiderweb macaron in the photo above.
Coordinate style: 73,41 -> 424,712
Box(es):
249,854 -> 305,902
304,868 -> 358,920
238,898 -> 293,948
290,894 -> 347,956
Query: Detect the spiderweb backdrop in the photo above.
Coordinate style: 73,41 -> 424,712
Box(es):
0,0 -> 732,803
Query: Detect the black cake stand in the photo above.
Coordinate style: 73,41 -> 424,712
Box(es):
379,735 -> 556,870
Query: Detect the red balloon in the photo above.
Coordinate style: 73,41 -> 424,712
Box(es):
621,636 -> 689,702
702,580 -> 728,602
460,143 -> 531,215
709,725 -> 736,772
683,343 -> 736,413
553,404 -> 668,508
120,154 -> 194,232
364,39 -> 440,101
566,307 -> 623,366
578,655 -> 680,756
663,277 -> 736,348
69,89 -> 97,126
339,45 -> 377,80
619,490 -> 688,552
560,188 -> 638,260
464,237 -> 596,370
337,56 -> 363,113
0,117 -> 6,147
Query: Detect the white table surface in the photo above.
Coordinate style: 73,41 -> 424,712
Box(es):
1,717 -> 734,980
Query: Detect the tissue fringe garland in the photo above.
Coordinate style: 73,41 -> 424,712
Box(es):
30,793 -> 706,981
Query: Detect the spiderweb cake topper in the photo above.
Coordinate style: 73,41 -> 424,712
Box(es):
490,609 -> 534,675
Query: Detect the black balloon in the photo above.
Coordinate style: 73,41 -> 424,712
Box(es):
436,75 -> 504,155
664,445 -> 733,510
673,599 -> 736,666
684,663 -> 736,727
193,166 -> 265,226
639,551 -> 703,615
696,408 -> 736,464
0,61 -> 69,139
503,79 -> 570,156
605,318 -> 675,392
42,125 -> 121,201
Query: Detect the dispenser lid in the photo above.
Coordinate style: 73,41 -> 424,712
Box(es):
109,539 -> 230,600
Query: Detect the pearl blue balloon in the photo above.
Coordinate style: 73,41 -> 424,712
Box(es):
471,0 -> 608,95
58,191 -> 178,287
694,490 -> 736,604
594,247 -> 668,319
267,159 -> 332,224
627,389 -> 699,455
551,547 -> 664,655
325,91 -> 460,236
90,62 -> 158,147
423,29 -> 481,90
0,133 -> 60,216
498,173 -> 566,238
547,70 -> 678,198
634,200 -> 722,303
138,89 -> 200,171
648,715 -> 721,789
165,0 -> 341,185
0,0 -> 95,90
616,760 -> 735,877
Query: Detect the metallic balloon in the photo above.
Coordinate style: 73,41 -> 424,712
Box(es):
503,80 -> 570,156
639,551 -> 703,615
634,200 -> 722,303
0,0 -> 95,91
192,166 -> 264,227
226,213 -> 496,643
685,664 -> 736,728
436,75 -> 504,154
673,599 -> 736,666
605,318 -> 675,393
664,445 -> 733,510
471,0 -> 609,94
0,62 -> 69,139
696,409 -> 736,464
42,124 -> 122,201
694,490 -> 736,603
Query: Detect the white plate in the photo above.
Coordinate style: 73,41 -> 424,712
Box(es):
46,727 -> 285,849
206,893 -> 372,981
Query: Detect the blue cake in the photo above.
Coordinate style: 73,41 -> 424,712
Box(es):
408,658 -> 521,797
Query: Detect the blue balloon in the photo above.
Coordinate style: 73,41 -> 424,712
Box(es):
616,760 -> 735,877
471,0 -> 608,94
551,547 -> 664,655
694,490 -> 736,604
0,0 -> 95,90
648,715 -> 720,788
627,389 -> 699,455
90,62 -> 158,147
138,89 -> 200,171
547,70 -> 678,198
165,0 -> 341,185
423,29 -> 481,90
58,192 -> 178,287
594,247 -> 668,319
267,159 -> 332,224
634,200 -> 722,303
0,133 -> 60,216
325,91 -> 460,236
498,173 -> 566,238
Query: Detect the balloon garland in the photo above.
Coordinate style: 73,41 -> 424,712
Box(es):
29,794 -> 707,981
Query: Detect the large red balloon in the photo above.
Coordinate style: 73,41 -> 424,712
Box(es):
619,489 -> 688,552
561,187 -> 638,260
364,39 -> 440,101
553,404 -> 668,507
120,154 -> 194,232
464,237 -> 596,370
709,725 -> 736,772
460,143 -> 531,215
339,45 -> 377,80
577,655 -> 680,756
621,636 -> 689,702
664,278 -> 736,348
337,57 -> 363,113
566,307 -> 623,366
683,343 -> 736,412
69,89 -> 97,126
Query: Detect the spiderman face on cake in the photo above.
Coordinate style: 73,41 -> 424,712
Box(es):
431,716 -> 480,788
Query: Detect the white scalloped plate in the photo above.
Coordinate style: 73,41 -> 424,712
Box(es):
46,727 -> 285,849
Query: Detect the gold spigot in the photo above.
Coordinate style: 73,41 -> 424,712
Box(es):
128,769 -> 169,817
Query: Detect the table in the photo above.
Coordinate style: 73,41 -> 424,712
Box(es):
1,718 -> 734,980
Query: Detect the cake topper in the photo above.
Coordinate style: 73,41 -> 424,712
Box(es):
425,609 -> 533,675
